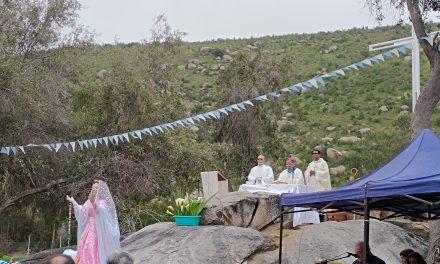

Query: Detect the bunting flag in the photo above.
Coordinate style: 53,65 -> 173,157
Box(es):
0,46 -> 411,155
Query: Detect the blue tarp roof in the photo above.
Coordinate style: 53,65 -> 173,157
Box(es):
280,129 -> 440,212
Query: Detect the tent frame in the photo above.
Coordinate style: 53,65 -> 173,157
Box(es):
278,187 -> 440,264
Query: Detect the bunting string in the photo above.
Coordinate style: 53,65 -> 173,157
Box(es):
0,45 -> 412,156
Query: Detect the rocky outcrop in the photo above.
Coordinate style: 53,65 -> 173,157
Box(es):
249,219 -> 428,264
200,191 -> 280,230
386,219 -> 429,241
121,222 -> 274,264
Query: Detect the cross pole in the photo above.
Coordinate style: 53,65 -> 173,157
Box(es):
368,26 -> 439,112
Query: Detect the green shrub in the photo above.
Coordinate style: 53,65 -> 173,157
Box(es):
210,48 -> 224,58
280,123 -> 296,133
393,113 -> 411,131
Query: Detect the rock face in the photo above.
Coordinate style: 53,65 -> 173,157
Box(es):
249,220 -> 428,264
338,136 -> 361,143
121,222 -> 274,264
200,191 -> 280,230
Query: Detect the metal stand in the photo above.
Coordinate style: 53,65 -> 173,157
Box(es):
320,252 -> 354,264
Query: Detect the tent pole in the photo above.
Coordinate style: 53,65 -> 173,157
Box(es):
363,184 -> 370,264
279,205 -> 284,264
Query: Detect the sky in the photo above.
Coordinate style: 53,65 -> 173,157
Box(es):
77,0 -> 434,43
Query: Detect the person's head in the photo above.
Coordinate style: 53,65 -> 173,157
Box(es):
107,251 -> 134,264
89,179 -> 100,200
407,251 -> 426,264
354,241 -> 370,262
400,248 -> 414,264
286,155 -> 296,169
40,254 -> 75,264
312,149 -> 321,161
257,155 -> 266,166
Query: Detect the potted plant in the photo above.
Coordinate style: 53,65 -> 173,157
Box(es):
166,193 -> 212,226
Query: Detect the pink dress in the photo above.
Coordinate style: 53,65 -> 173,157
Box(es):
76,203 -> 100,264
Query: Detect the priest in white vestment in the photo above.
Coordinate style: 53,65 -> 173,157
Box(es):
276,155 -> 305,185
247,154 -> 274,185
304,149 -> 331,191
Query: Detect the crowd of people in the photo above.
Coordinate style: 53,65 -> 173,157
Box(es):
247,149 -> 332,192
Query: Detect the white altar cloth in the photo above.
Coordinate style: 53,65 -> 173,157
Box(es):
238,184 -> 320,227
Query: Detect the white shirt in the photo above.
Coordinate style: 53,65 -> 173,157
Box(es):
304,158 -> 332,191
277,167 -> 305,185
248,164 -> 274,185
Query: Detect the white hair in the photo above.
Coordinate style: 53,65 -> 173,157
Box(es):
106,251 -> 134,264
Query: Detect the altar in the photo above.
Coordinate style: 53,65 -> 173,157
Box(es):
239,183 -> 320,227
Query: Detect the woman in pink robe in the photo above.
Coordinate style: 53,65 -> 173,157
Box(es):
66,180 -> 120,264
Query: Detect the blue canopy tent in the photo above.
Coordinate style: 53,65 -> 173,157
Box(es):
278,129 -> 440,263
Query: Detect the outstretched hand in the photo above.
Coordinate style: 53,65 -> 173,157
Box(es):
66,195 -> 75,204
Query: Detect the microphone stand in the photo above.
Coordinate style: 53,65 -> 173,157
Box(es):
320,253 -> 353,264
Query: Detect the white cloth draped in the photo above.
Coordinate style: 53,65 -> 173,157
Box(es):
238,184 -> 320,226
247,164 -> 274,185
73,181 -> 120,264
304,158 -> 332,191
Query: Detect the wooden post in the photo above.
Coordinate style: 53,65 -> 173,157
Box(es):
51,222 -> 55,249
27,235 -> 31,255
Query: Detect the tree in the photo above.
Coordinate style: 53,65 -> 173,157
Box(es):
367,0 -> 440,261
0,0 -> 92,242
214,52 -> 286,182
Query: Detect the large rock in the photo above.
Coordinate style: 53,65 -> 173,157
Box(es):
379,105 -> 389,112
187,63 -> 197,69
330,165 -> 346,175
321,137 -> 333,143
121,222 -> 274,264
338,136 -> 361,143
199,47 -> 212,54
359,128 -> 371,135
386,219 -> 429,241
201,191 -> 280,230
222,54 -> 233,62
248,220 -> 428,264
327,147 -> 342,160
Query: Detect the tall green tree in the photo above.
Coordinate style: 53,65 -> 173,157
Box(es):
0,0 -> 93,242
214,52 -> 286,182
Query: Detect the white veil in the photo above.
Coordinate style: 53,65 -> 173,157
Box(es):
73,180 -> 121,264
95,180 -> 121,264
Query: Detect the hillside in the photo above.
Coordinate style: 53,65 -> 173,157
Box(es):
1,23 -> 440,249
73,24 -> 438,184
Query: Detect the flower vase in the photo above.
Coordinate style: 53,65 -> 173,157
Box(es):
174,215 -> 201,226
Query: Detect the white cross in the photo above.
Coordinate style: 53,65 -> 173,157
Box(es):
369,26 -> 439,112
